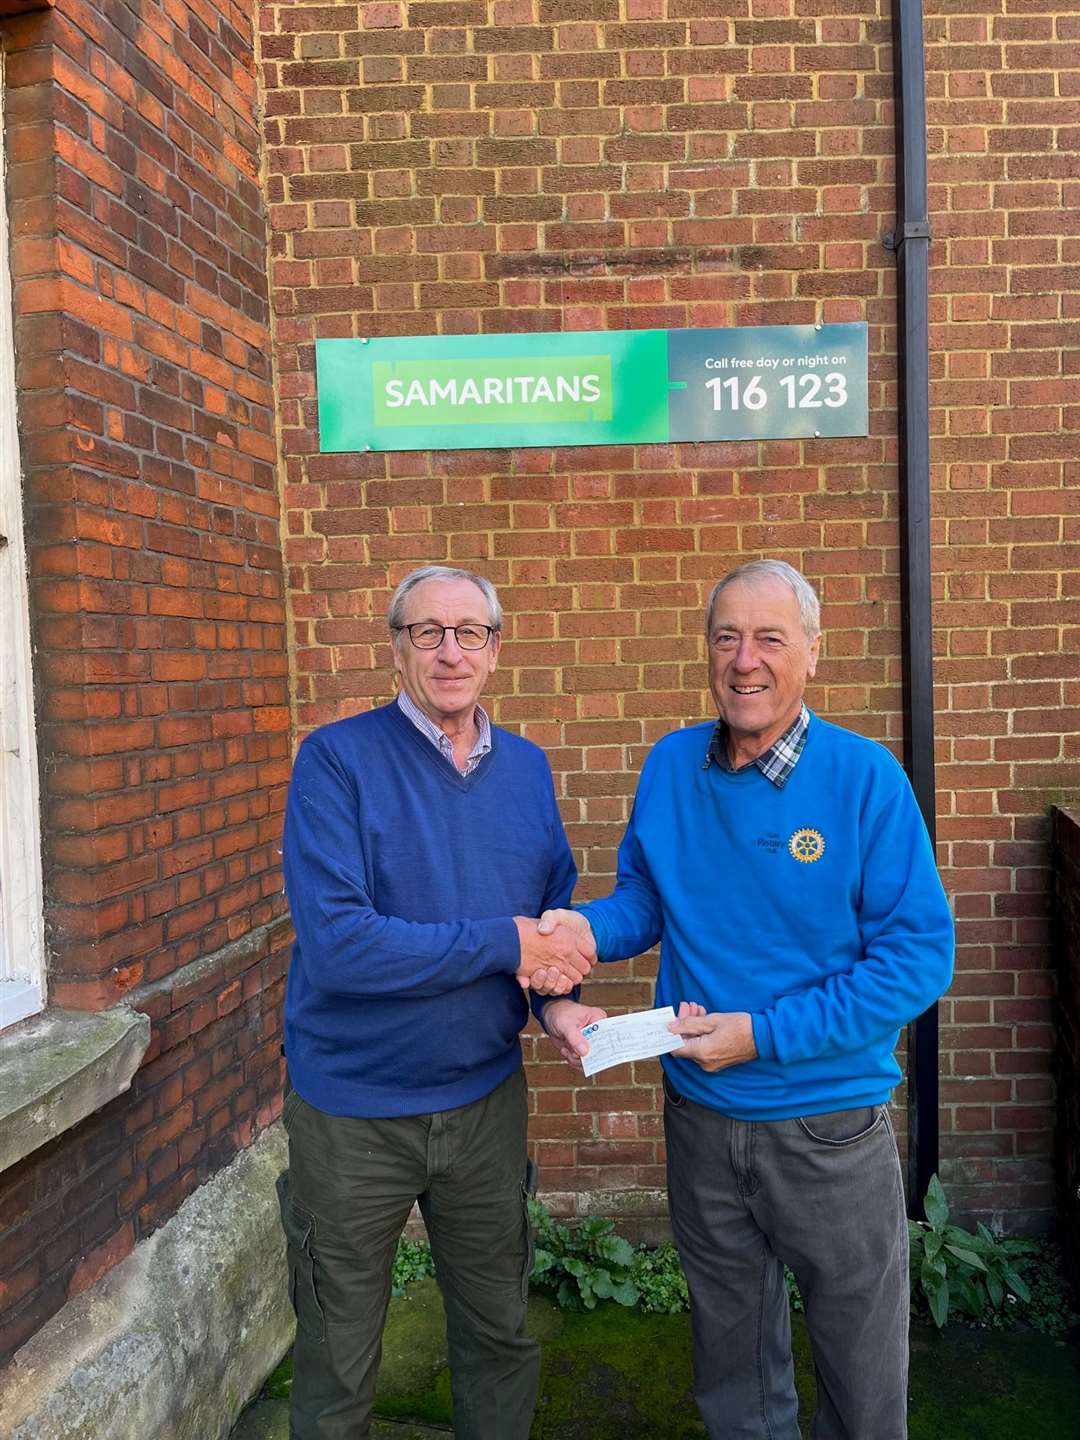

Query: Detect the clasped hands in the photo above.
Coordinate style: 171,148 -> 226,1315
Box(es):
513,912 -> 596,997
521,908 -> 758,1074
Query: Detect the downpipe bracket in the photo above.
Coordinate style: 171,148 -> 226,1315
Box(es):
882,221 -> 932,251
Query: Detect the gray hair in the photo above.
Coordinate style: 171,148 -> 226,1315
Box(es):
705,559 -> 821,643
387,566 -> 503,633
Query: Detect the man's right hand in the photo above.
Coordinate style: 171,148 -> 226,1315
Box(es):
514,915 -> 596,995
540,998 -> 608,1068
527,908 -> 598,993
536,907 -> 594,942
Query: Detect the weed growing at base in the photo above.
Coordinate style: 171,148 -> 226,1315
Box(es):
383,1189 -> 1077,1339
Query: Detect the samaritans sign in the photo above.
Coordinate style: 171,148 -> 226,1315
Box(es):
315,323 -> 868,453
378,355 -> 611,427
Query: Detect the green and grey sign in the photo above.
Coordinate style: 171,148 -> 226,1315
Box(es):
316,323 -> 867,453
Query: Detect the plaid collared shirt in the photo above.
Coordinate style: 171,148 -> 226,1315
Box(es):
397,689 -> 492,776
704,703 -> 811,789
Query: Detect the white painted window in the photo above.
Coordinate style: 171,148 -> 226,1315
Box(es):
0,47 -> 46,1027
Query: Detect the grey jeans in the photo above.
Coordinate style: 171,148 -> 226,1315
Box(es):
663,1073 -> 909,1440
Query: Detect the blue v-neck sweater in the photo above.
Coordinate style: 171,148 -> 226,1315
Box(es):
283,701 -> 576,1117
579,714 -> 954,1120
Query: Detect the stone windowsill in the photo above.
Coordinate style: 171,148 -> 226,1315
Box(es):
0,1005 -> 151,1174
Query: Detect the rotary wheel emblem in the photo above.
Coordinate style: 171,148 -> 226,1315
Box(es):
788,828 -> 825,864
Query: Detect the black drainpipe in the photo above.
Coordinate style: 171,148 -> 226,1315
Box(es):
886,0 -> 938,1219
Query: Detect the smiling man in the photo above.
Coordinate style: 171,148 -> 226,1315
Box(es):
278,565 -> 594,1440
537,559 -> 954,1440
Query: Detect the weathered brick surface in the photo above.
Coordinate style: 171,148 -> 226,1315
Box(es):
1,0 -> 288,1360
7,0 -> 289,1007
0,924 -> 289,1358
922,2 -> 1078,1232
261,0 -> 1078,1232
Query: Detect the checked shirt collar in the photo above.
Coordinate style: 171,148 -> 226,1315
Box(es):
704,703 -> 810,790
397,688 -> 492,776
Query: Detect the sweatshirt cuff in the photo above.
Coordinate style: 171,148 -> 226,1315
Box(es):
750,1012 -> 776,1063
573,902 -> 609,959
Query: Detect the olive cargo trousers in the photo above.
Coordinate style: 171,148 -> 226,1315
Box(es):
278,1067 -> 539,1439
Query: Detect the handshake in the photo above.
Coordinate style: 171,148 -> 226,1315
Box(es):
513,909 -> 595,996
512,910 -> 753,1074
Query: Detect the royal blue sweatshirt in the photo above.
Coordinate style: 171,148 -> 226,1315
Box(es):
578,714 -> 954,1119
282,701 -> 576,1117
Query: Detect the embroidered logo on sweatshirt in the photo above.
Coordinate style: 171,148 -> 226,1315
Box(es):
788,828 -> 825,863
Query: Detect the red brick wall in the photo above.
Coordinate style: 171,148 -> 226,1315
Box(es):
0,0 -> 288,1360
925,3 -> 1077,1230
260,0 -> 1078,1234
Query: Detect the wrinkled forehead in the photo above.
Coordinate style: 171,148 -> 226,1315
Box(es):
708,576 -> 804,632
399,578 -> 493,624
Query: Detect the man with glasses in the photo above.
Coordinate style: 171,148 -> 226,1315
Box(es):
537,559 -> 954,1440
279,565 -> 595,1440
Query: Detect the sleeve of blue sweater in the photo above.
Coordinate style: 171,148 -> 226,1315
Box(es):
575,755 -> 665,962
283,733 -> 521,999
751,760 -> 955,1064
527,780 -> 580,1027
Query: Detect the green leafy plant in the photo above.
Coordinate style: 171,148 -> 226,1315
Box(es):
528,1198 -> 640,1311
1009,1240 -> 1080,1338
960,1238 -> 1080,1339
630,1241 -> 690,1314
909,1174 -> 1036,1329
384,1181 -> 1076,1337
391,1235 -> 436,1297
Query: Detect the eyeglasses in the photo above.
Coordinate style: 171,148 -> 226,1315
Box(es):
396,623 -> 497,650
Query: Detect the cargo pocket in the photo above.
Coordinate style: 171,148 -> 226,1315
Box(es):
520,1156 -> 539,1302
281,1084 -> 301,1130
277,1169 -> 326,1343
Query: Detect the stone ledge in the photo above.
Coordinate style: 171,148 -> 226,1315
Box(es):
0,1124 -> 292,1440
0,1005 -> 151,1174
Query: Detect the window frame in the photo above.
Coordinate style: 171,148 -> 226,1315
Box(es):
0,44 -> 47,1029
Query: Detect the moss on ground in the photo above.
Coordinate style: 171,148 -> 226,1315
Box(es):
908,1325 -> 1080,1440
240,1279 -> 1080,1439
533,1307 -> 1080,1438
370,1281 -> 455,1424
530,1295 -> 702,1439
